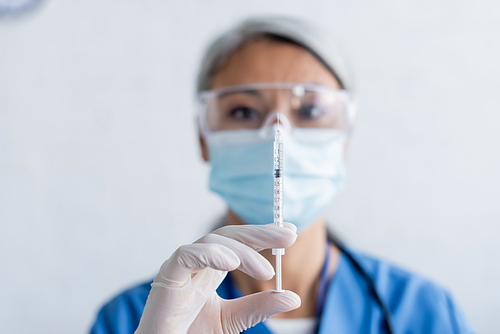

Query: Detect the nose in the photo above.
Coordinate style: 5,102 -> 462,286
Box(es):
267,85 -> 304,126
258,112 -> 293,138
269,112 -> 285,127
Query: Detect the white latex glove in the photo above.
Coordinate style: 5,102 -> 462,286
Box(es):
135,223 -> 300,334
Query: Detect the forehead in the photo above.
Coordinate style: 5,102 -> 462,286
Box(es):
210,38 -> 340,90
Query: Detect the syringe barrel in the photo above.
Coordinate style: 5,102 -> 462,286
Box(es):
273,137 -> 283,228
273,128 -> 285,290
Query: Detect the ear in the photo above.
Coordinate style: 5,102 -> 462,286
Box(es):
199,133 -> 209,162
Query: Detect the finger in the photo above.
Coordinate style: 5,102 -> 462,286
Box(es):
282,222 -> 298,234
196,233 -> 275,281
221,290 -> 301,333
212,223 -> 298,252
159,243 -> 240,284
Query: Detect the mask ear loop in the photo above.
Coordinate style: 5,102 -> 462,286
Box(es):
258,112 -> 293,139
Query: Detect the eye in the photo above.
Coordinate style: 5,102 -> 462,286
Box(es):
298,104 -> 325,120
229,106 -> 260,120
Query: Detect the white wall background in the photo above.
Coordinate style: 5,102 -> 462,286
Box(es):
0,0 -> 499,333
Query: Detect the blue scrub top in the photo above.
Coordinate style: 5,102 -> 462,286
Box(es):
90,249 -> 474,334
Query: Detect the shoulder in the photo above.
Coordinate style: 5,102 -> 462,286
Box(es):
346,249 -> 474,333
350,250 -> 447,307
90,279 -> 153,334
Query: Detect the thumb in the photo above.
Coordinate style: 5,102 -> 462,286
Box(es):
221,290 -> 301,334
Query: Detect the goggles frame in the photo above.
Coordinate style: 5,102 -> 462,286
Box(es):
197,82 -> 357,138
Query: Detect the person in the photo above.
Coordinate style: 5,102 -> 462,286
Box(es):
90,17 -> 474,334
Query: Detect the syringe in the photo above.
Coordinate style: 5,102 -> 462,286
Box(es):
272,113 -> 284,292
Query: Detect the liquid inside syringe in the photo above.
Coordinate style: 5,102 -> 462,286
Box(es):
272,114 -> 284,292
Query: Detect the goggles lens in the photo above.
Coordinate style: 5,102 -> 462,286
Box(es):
198,83 -> 354,135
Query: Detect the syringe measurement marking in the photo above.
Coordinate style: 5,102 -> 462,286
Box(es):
273,120 -> 284,292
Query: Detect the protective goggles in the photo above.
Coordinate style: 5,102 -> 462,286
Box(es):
197,82 -> 356,137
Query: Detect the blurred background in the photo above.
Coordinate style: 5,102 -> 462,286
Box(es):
1,0 -> 499,333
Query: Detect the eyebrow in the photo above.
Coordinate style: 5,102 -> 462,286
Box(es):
219,89 -> 263,98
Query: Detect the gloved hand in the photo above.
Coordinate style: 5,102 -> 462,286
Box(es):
135,222 -> 300,334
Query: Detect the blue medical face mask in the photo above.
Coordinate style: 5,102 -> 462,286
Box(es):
206,126 -> 346,232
